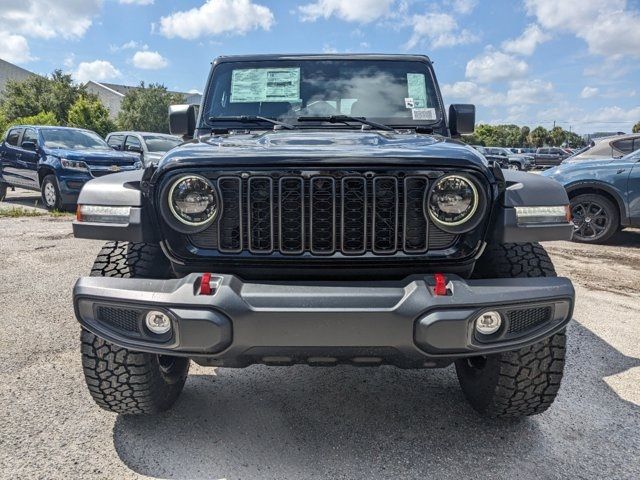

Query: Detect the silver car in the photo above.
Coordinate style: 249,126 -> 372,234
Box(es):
105,131 -> 183,166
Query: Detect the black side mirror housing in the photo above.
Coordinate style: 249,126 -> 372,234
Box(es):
21,141 -> 37,151
169,104 -> 197,138
449,104 -> 475,136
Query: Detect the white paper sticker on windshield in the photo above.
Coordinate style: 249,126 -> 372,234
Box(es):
230,68 -> 300,103
412,108 -> 436,121
407,73 -> 428,109
405,97 -> 415,109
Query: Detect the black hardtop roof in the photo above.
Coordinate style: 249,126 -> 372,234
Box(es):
214,53 -> 432,63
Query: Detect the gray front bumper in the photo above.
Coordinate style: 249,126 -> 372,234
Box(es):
73,274 -> 574,368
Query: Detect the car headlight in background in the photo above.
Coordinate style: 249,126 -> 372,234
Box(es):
60,158 -> 89,172
166,174 -> 219,229
427,174 -> 485,233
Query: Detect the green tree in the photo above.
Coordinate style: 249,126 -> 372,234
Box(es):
10,111 -> 60,128
520,126 -> 531,147
68,96 -> 116,137
549,126 -> 566,146
0,70 -> 88,124
633,121 -> 640,133
117,83 -> 184,133
529,126 -> 549,148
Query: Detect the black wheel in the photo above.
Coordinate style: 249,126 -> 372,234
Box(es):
570,193 -> 618,243
458,243 -> 567,418
41,174 -> 62,211
0,182 -> 7,201
81,241 -> 188,415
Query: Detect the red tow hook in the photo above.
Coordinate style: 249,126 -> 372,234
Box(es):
199,272 -> 213,295
433,273 -> 448,296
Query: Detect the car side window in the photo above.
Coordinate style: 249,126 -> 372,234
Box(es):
22,128 -> 37,146
124,135 -> 142,152
612,139 -> 634,155
107,134 -> 125,150
6,128 -> 23,147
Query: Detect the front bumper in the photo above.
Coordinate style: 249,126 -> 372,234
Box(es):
73,274 -> 574,368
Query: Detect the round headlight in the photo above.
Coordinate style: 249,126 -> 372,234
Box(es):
168,175 -> 219,227
427,175 -> 481,231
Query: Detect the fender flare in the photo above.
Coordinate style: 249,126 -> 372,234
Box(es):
565,180 -> 628,224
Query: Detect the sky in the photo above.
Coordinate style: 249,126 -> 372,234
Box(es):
1,0 -> 639,134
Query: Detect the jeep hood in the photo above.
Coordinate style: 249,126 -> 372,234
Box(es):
44,147 -> 139,166
158,130 -> 488,170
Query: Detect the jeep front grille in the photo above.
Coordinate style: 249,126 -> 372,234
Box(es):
188,172 -> 458,256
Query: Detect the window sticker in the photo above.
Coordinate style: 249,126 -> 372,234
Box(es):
407,73 -> 428,108
230,68 -> 300,103
412,108 -> 437,121
404,97 -> 415,109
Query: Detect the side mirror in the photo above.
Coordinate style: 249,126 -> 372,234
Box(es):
449,104 -> 475,136
169,104 -> 197,138
126,145 -> 143,154
21,141 -> 37,151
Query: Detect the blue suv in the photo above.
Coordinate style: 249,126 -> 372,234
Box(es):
542,150 -> 640,243
0,126 -> 141,210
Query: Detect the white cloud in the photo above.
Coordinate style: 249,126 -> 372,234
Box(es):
525,0 -> 640,58
405,12 -> 478,49
465,50 -> 529,83
299,0 -> 394,23
506,79 -> 555,105
0,0 -> 101,39
441,81 -> 506,106
132,50 -> 168,69
159,0 -> 274,39
581,86 -> 599,98
502,24 -> 551,56
109,40 -> 145,53
0,32 -> 34,63
449,0 -> 478,14
119,0 -> 153,4
73,60 -> 121,83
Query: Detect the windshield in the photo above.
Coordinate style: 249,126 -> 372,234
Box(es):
42,129 -> 110,150
143,135 -> 182,153
204,59 -> 442,128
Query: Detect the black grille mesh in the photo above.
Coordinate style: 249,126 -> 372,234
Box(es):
189,172 -> 458,256
96,306 -> 141,333
507,306 -> 553,334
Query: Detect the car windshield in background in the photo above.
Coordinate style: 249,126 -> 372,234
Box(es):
143,135 -> 182,153
42,129 -> 110,150
205,59 -> 442,128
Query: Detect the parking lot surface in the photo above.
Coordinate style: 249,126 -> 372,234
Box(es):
1,190 -> 639,479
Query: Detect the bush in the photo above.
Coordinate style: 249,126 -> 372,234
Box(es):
8,111 -> 60,128
67,96 -> 116,137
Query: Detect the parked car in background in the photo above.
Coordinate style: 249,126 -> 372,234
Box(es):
0,126 -> 141,210
473,146 -> 533,170
543,149 -> 640,243
533,147 -> 571,168
565,133 -> 640,163
106,131 -> 183,166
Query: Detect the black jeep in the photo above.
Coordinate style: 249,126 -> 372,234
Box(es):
73,54 -> 574,418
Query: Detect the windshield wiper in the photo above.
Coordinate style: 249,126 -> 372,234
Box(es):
296,115 -> 395,131
208,115 -> 296,130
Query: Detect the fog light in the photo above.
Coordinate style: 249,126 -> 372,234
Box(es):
475,311 -> 502,335
145,311 -> 171,335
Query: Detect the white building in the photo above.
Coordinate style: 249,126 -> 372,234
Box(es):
85,81 -> 202,119
0,58 -> 36,94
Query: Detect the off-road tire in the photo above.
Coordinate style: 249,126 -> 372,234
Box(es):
457,242 -> 567,418
81,241 -> 188,414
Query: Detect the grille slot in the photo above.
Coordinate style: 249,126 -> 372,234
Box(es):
507,306 -> 553,334
189,172 -> 459,256
96,306 -> 141,333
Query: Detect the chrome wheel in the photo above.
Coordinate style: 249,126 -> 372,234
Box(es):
572,201 -> 609,241
44,182 -> 57,207
508,163 -> 520,170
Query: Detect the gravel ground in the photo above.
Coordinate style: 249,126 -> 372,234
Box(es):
1,189 -> 639,479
